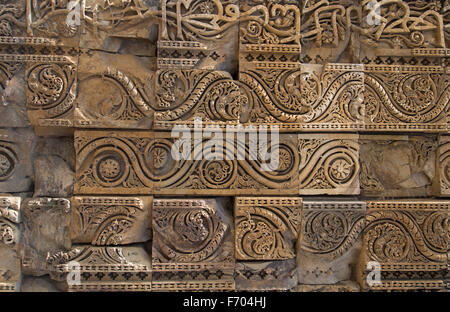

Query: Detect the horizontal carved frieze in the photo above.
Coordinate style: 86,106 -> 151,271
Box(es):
47,245 -> 152,292
74,131 -> 360,195
359,200 -> 449,291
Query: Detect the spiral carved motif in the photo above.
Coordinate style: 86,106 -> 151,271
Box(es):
153,206 -> 228,263
366,222 -> 411,263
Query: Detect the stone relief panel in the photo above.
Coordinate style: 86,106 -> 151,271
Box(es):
70,196 -> 152,245
239,64 -> 366,131
158,0 -> 239,71
0,0 -> 448,293
359,200 -> 449,291
47,245 -> 152,291
152,198 -> 234,291
364,65 -> 449,132
298,134 -> 360,195
298,200 -> 365,285
234,197 -> 301,261
75,51 -> 155,129
0,196 -> 21,292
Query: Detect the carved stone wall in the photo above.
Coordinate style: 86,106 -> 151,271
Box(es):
0,0 -> 448,292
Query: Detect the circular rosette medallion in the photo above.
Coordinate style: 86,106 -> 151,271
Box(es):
144,139 -> 177,179
324,153 -> 358,186
0,147 -> 16,182
92,149 -> 129,187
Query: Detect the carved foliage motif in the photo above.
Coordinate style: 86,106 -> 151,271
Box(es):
362,201 -> 449,291
75,131 -> 360,195
70,196 -> 152,245
152,199 -> 234,291
0,196 -> 21,292
235,197 -> 301,260
364,66 -> 449,131
239,64 -> 365,130
26,59 -> 77,127
300,201 -> 365,259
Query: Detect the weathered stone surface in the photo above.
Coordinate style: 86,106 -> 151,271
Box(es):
21,198 -> 71,276
152,198 -> 234,291
0,62 -> 29,127
70,196 -> 152,245
296,281 -> 361,292
360,135 -> 437,197
0,196 -> 21,292
434,135 -> 450,196
34,137 -> 75,197
47,244 -> 152,292
298,200 -> 365,285
0,128 -> 35,193
235,260 -> 298,291
235,197 -> 301,261
20,275 -> 60,292
358,200 -> 449,292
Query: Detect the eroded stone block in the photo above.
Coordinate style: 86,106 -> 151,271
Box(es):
434,136 -> 449,196
152,198 -> 234,291
34,137 -> 75,197
358,200 -> 449,291
298,200 -> 365,285
0,61 -> 29,127
296,281 -> 361,292
360,135 -> 437,197
70,196 -> 152,245
0,196 -> 21,292
235,197 -> 301,261
21,198 -> 71,276
0,128 -> 35,193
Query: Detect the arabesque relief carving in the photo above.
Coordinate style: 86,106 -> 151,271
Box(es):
0,0 -> 448,293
